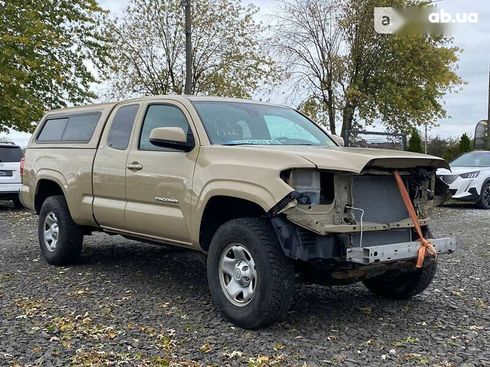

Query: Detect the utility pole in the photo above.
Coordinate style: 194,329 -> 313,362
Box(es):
424,123 -> 428,154
183,0 -> 192,95
487,66 -> 490,150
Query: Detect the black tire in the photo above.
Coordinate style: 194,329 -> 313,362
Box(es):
476,182 -> 490,209
207,218 -> 295,329
12,197 -> 24,209
38,195 -> 83,265
363,258 -> 437,300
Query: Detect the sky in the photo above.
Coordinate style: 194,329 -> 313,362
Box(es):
2,0 -> 489,147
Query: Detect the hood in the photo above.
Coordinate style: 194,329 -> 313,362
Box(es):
225,145 -> 449,173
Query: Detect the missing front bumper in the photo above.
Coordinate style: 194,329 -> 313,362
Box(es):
346,237 -> 457,264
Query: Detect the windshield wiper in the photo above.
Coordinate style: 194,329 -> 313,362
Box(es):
221,143 -> 255,146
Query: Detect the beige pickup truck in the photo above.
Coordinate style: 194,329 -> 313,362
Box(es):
21,95 -> 456,328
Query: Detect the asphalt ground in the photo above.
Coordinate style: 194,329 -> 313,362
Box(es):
0,201 -> 488,366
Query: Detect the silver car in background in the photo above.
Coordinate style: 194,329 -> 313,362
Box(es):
437,151 -> 490,209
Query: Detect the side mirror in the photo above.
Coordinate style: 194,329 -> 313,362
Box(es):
149,127 -> 194,152
331,135 -> 344,147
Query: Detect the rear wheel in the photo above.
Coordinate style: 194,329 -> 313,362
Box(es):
477,182 -> 490,209
363,258 -> 437,300
207,218 -> 295,329
38,195 -> 83,265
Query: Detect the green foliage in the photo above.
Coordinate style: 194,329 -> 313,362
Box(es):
442,133 -> 473,161
103,0 -> 278,99
458,133 -> 472,153
427,135 -> 457,159
426,135 -> 472,162
274,0 -> 463,135
299,96 -> 330,127
407,129 -> 424,153
0,0 -> 110,133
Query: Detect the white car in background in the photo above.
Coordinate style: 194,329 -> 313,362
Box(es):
0,142 -> 24,208
437,151 -> 490,209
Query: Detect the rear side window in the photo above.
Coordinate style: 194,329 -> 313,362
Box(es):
37,112 -> 101,143
107,104 -> 139,150
37,118 -> 68,141
62,114 -> 99,141
0,146 -> 23,162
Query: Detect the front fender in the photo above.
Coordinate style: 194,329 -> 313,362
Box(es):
190,179 -> 293,244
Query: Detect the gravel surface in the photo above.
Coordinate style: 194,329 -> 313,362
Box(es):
0,201 -> 489,366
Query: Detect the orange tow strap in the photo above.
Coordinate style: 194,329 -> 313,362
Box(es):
393,171 -> 437,268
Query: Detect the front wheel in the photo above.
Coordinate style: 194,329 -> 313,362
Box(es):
477,182 -> 490,209
207,218 -> 295,329
38,195 -> 83,265
363,258 -> 437,300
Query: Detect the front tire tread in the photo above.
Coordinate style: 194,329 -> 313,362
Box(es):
207,218 -> 295,329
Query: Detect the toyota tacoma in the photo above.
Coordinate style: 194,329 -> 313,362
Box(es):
21,96 -> 456,328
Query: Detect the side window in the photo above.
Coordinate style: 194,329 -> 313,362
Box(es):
37,118 -> 68,142
264,116 -> 320,144
479,153 -> 490,166
107,104 -> 139,150
61,113 -> 100,142
139,105 -> 191,151
37,112 -> 101,143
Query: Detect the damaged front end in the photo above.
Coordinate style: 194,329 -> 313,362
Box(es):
269,164 -> 456,285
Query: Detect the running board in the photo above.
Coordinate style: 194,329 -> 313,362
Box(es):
346,237 -> 457,265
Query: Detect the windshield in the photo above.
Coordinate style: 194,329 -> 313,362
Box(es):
0,146 -> 23,162
451,152 -> 490,167
192,101 -> 336,146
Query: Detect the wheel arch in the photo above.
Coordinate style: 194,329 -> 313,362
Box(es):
192,179 -> 288,249
197,194 -> 267,252
477,177 -> 490,209
34,176 -> 68,214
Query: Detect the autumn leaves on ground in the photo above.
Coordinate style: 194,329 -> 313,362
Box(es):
0,203 -> 488,366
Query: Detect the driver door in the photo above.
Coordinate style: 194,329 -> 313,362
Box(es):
124,101 -> 199,245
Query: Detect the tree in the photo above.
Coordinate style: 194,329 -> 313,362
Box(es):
425,135 -> 460,161
458,133 -> 472,153
273,0 -> 463,136
0,0 -> 110,133
407,129 -> 423,153
427,135 -> 455,158
103,0 -> 277,99
273,0 -> 343,134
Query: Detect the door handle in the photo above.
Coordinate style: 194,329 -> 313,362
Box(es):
127,162 -> 143,171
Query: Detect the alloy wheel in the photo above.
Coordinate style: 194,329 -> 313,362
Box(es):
483,185 -> 490,206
